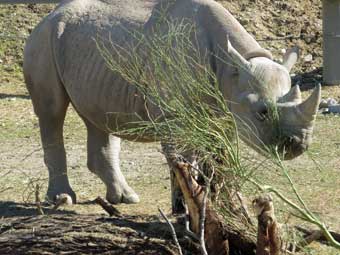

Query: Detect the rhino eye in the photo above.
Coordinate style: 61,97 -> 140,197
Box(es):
255,108 -> 268,122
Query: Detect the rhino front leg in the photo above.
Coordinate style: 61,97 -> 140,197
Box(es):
38,103 -> 76,204
86,122 -> 139,204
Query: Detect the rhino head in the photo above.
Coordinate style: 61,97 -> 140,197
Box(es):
226,41 -> 321,160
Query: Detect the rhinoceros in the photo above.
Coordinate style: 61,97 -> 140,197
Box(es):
23,0 -> 321,206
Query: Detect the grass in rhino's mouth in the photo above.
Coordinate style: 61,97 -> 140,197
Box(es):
264,100 -> 285,151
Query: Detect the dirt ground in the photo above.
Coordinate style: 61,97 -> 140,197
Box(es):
0,1 -> 340,254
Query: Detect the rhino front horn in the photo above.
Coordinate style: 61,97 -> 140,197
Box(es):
297,84 -> 321,121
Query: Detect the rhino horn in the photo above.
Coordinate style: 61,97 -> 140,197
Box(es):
297,84 -> 321,122
227,36 -> 251,71
280,85 -> 302,104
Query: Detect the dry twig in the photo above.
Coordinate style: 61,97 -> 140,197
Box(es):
199,187 -> 208,255
35,184 -> 44,215
198,166 -> 215,255
158,208 -> 183,255
94,196 -> 121,217
0,187 -> 13,194
236,191 -> 254,226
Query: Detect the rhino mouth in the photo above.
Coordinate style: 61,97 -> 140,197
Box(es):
278,135 -> 308,160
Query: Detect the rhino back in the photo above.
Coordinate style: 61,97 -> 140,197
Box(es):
27,0 -> 159,131
25,0 -> 265,135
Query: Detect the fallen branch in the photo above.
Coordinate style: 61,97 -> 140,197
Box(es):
94,196 -> 121,217
294,225 -> 340,250
158,208 -> 183,255
296,230 -> 323,251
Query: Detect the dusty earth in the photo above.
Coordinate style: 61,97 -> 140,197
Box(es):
0,1 -> 340,254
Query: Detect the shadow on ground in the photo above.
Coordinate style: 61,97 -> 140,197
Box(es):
0,210 -> 198,255
0,93 -> 30,100
0,201 -> 77,217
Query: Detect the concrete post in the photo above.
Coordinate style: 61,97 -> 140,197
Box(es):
323,0 -> 340,85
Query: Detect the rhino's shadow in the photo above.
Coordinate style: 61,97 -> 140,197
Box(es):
0,200 -> 77,217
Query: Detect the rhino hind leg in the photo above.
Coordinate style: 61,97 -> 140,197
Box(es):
85,121 -> 139,204
24,73 -> 76,204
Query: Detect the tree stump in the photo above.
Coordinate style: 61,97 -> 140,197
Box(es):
172,158 -> 257,255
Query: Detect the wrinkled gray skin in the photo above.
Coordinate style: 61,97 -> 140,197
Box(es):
23,0 -> 320,205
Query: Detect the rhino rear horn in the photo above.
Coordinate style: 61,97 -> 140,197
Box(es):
282,46 -> 299,72
280,85 -> 302,104
226,36 -> 251,71
297,84 -> 321,121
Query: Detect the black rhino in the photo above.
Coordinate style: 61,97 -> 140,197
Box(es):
23,0 -> 320,206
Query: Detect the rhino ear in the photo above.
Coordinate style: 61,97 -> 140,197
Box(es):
226,35 -> 251,71
282,46 -> 299,72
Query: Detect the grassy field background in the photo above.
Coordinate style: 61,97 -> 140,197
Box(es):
0,2 -> 339,254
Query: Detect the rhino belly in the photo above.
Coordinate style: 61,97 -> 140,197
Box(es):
60,49 -> 150,136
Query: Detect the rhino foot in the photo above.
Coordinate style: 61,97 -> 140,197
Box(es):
46,188 -> 77,205
121,192 -> 140,204
106,186 -> 140,204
